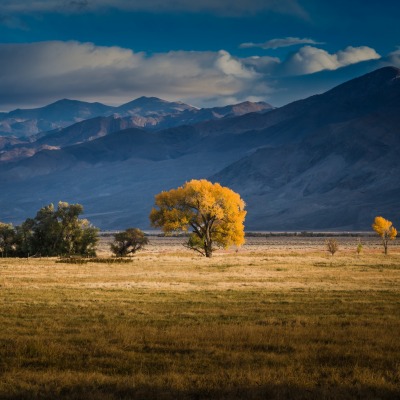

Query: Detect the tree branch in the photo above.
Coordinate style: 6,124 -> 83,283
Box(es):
182,242 -> 205,256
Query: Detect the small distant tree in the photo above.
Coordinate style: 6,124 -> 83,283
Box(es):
110,228 -> 149,257
325,238 -> 339,256
372,216 -> 397,255
356,239 -> 363,255
149,179 -> 246,257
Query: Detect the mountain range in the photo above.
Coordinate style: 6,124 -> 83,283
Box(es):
0,97 -> 272,137
0,66 -> 399,230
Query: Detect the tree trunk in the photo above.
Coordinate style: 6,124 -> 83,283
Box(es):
204,240 -> 213,258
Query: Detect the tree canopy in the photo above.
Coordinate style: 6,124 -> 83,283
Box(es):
150,179 -> 246,257
372,216 -> 397,255
0,222 -> 16,257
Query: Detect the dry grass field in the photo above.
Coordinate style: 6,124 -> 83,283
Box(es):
0,236 -> 399,399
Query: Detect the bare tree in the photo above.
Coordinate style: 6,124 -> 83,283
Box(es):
325,238 -> 339,256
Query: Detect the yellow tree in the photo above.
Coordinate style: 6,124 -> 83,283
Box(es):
372,216 -> 397,255
150,179 -> 246,257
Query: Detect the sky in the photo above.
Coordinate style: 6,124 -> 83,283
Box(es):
0,0 -> 399,111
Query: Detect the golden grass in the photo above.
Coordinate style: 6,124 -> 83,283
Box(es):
0,237 -> 399,399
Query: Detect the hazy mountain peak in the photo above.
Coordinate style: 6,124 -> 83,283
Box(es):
120,96 -> 194,107
132,96 -> 165,103
49,98 -> 81,105
115,96 -> 197,116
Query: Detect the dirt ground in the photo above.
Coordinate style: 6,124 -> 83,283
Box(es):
97,234 -> 396,256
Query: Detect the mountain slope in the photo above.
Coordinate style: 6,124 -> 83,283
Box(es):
0,115 -> 148,163
0,124 -> 243,227
0,67 -> 399,230
211,66 -> 400,229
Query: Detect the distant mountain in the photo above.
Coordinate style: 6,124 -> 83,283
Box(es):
0,99 -> 273,163
0,115 -> 157,163
0,99 -> 114,137
0,67 -> 398,230
0,97 -> 273,137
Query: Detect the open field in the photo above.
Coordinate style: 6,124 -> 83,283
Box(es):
0,237 -> 399,399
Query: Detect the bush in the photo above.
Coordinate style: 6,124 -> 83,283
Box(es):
110,228 -> 149,257
325,238 -> 339,256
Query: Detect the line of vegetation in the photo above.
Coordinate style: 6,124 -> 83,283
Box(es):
57,257 -> 133,264
259,231 -> 376,237
0,181 -> 398,258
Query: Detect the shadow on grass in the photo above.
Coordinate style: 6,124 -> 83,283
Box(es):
2,383 -> 400,400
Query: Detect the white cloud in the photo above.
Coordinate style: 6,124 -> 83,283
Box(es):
240,37 -> 323,50
0,41 -> 265,110
336,46 -> 381,66
215,50 -> 255,78
0,0 -> 307,17
282,45 -> 381,75
0,40 -> 386,110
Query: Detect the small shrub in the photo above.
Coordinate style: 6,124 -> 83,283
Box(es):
325,238 -> 339,256
110,228 -> 149,257
57,257 -> 132,264
356,239 -> 363,255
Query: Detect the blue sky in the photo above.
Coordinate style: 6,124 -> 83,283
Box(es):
0,0 -> 399,110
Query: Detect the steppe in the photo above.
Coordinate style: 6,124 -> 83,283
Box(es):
0,236 -> 399,399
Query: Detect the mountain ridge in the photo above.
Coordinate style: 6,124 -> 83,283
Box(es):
0,97 -> 273,138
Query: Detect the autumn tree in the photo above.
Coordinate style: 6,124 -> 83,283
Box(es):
110,228 -> 149,257
150,179 -> 246,257
372,216 -> 397,255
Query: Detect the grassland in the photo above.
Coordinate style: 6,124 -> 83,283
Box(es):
0,237 -> 399,399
